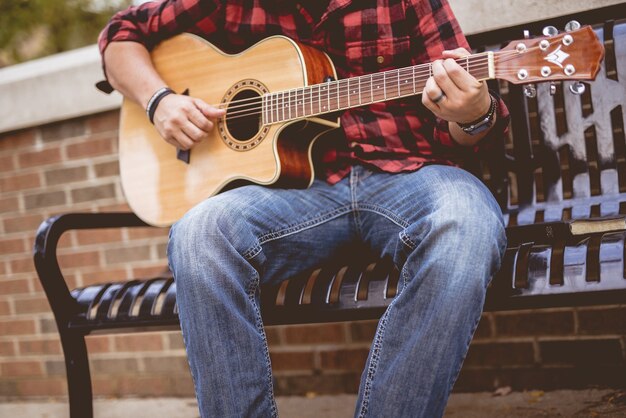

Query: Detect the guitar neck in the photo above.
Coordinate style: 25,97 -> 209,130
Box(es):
263,51 -> 494,124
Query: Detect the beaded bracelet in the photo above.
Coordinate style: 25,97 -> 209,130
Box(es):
146,87 -> 174,124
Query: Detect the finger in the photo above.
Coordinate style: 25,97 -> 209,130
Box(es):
172,131 -> 195,150
181,121 -> 208,143
187,107 -> 213,133
422,77 -> 444,111
431,59 -> 460,97
442,48 -> 471,59
194,98 -> 226,119
442,58 -> 481,91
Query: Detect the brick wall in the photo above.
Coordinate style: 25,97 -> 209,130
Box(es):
1,111 -> 624,399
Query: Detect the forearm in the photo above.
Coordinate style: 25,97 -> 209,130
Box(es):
104,41 -> 166,109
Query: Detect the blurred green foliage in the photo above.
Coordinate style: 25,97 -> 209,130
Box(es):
0,0 -> 132,66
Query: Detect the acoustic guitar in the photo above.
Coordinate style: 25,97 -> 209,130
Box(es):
119,26 -> 604,226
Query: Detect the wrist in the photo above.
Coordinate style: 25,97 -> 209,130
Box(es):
146,87 -> 175,124
456,94 -> 496,136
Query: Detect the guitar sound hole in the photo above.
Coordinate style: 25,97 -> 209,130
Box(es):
226,89 -> 261,142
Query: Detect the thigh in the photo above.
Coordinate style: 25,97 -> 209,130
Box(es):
354,165 -> 505,261
171,177 -> 358,285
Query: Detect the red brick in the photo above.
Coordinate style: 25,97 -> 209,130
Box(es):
284,323 -> 347,345
0,129 -> 36,152
0,341 -> 16,356
539,338 -> 623,366
104,245 -> 151,264
66,137 -> 114,159
494,310 -> 575,337
114,334 -> 164,352
100,203 -> 132,212
0,196 -> 19,213
3,213 -> 45,233
92,377 -> 119,397
81,268 -> 128,286
14,297 -> 51,314
75,228 -> 123,245
44,165 -> 88,186
85,335 -> 112,353
349,320 -> 378,343
270,351 -> 315,371
117,376 -> 170,397
143,356 -> 189,373
88,111 -> 120,134
1,360 -> 44,376
71,183 -> 117,203
0,319 -> 36,336
19,338 -> 62,355
0,172 -> 40,192
0,300 -> 11,316
319,348 -> 369,371
464,341 -> 536,367
128,228 -> 170,240
0,279 -> 30,295
18,147 -> 62,169
577,307 -> 626,335
0,154 -> 15,173
58,250 -> 100,269
10,257 -> 35,274
0,237 -> 25,254
91,358 -> 139,374
24,190 -> 66,209
133,265 -> 170,279
16,378 -> 66,397
41,118 -> 86,142
94,161 -> 120,178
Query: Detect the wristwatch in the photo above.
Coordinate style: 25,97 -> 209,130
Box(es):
457,95 -> 496,136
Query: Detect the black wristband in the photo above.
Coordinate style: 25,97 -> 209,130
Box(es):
457,94 -> 497,135
146,87 -> 174,124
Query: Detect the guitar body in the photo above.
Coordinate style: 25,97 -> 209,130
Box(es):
119,35 -> 339,226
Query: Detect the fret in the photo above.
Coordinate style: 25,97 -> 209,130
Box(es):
370,74 -> 374,104
301,87 -> 306,118
383,72 -> 387,100
357,76 -> 362,105
272,93 -> 278,123
396,69 -> 401,97
335,80 -> 340,111
288,89 -> 292,120
263,94 -> 267,125
465,56 -> 469,73
412,66 -> 416,94
309,85 -> 313,117
347,79 -> 351,108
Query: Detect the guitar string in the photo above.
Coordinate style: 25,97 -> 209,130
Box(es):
221,39 -> 572,123
215,53 -> 500,112
216,37 -> 570,118
222,57 -> 495,120
219,51 -> 522,117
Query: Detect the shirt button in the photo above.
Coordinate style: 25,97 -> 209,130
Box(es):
377,56 -> 385,64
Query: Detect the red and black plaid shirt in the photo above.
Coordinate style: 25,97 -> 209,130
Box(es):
99,0 -> 509,183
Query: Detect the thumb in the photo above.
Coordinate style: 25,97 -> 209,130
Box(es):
442,47 -> 471,59
194,98 -> 226,118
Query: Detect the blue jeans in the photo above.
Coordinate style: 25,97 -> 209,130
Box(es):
168,164 -> 507,417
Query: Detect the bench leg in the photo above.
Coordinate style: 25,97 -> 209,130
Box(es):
60,331 -> 93,418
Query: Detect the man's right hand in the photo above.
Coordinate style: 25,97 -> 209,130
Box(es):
152,94 -> 226,150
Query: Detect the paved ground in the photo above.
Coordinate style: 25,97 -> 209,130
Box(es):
1,389 -> 625,417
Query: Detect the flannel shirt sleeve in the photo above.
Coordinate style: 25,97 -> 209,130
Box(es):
98,0 -> 223,80
404,0 -> 509,150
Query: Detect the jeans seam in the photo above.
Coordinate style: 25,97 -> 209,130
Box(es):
357,267 -> 408,418
246,269 -> 279,418
255,206 -> 353,245
350,167 -> 364,238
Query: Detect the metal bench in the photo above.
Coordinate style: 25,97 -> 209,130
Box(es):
33,7 -> 626,418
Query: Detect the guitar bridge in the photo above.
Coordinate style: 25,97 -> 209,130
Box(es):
177,148 -> 190,164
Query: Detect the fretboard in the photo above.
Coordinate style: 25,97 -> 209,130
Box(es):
263,51 -> 494,125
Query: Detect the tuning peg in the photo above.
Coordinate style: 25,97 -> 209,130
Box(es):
542,26 -> 559,37
523,30 -> 530,39
523,84 -> 537,98
569,81 -> 586,95
549,82 -> 558,96
565,20 -> 581,32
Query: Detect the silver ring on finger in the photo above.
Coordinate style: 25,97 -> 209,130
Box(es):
432,91 -> 446,104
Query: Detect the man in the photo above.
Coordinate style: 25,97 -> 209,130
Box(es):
99,0 -> 509,416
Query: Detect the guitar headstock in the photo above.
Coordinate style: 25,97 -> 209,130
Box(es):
495,25 -> 604,85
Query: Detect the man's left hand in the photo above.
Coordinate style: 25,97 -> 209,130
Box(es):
422,48 -> 491,124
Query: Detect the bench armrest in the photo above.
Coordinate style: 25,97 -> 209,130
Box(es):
33,212 -> 154,326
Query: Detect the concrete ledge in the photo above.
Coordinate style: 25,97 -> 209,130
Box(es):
0,0 -> 622,135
